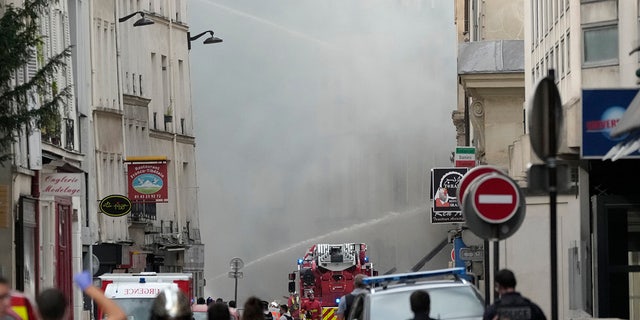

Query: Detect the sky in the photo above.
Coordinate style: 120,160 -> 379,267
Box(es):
188,0 -> 458,304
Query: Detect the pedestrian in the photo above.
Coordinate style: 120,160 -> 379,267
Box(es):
278,305 -> 292,320
73,270 -> 127,320
228,300 -> 241,320
261,300 -> 273,320
483,269 -> 546,320
150,287 -> 192,320
409,290 -> 435,320
0,277 -> 21,320
8,288 -> 38,320
286,292 -> 299,320
336,274 -> 368,320
207,302 -> 230,320
206,297 -> 214,306
35,289 -> 66,320
300,291 -> 321,320
240,296 -> 264,320
197,297 -> 207,305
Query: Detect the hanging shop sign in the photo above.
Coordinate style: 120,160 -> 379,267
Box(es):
127,161 -> 168,203
99,194 -> 132,217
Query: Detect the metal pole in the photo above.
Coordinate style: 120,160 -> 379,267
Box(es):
547,69 -> 558,320
234,276 -> 238,305
493,240 -> 499,302
484,239 -> 490,306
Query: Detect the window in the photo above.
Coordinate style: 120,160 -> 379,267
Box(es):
531,0 -> 539,45
555,43 -> 560,78
567,32 -> 571,73
583,24 -> 618,65
560,38 -> 565,76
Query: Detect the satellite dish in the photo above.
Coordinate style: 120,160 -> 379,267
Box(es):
83,254 -> 100,276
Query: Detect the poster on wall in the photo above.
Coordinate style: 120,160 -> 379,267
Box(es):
582,89 -> 640,159
430,167 -> 468,224
127,162 -> 168,203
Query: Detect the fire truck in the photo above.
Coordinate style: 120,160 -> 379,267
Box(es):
98,272 -> 192,319
288,243 -> 377,320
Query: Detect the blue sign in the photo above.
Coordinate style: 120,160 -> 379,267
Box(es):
582,89 -> 640,158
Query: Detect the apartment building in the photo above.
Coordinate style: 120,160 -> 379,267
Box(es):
1,1 -> 205,317
0,1 -> 83,314
456,0 -> 640,319
76,0 -> 205,302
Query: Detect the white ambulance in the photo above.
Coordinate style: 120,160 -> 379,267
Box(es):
98,272 -> 193,320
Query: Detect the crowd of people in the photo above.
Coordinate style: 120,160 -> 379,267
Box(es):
0,268 -> 545,320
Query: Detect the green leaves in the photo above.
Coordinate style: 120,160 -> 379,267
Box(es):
0,0 -> 71,161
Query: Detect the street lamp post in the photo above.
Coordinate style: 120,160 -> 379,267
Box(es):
187,30 -> 223,50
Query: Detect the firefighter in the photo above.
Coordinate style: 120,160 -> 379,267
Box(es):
269,301 -> 281,319
300,291 -> 321,320
287,292 -> 300,320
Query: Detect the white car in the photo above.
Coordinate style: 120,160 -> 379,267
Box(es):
347,268 -> 485,320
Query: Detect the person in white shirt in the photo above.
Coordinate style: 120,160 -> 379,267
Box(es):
278,305 -> 292,320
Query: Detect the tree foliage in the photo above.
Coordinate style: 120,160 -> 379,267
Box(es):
0,0 -> 72,162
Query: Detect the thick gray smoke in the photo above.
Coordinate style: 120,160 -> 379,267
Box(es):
189,0 -> 457,304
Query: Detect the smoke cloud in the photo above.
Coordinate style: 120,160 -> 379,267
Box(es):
189,0 -> 458,303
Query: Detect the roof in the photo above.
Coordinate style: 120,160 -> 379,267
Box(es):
458,40 -> 524,74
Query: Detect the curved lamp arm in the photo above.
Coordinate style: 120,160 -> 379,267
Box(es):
188,31 -> 217,50
189,30 -> 213,42
118,11 -> 144,23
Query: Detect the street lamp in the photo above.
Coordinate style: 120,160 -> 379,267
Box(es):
188,30 -> 222,50
118,11 -> 154,27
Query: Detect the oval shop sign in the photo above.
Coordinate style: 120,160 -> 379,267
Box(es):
99,194 -> 132,217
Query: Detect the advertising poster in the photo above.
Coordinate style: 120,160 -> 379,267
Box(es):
430,167 -> 468,224
582,89 -> 640,159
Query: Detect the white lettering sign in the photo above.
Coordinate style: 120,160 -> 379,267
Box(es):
40,173 -> 83,196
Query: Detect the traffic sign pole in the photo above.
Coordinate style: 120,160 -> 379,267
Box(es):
530,69 -> 561,320
547,70 -> 559,320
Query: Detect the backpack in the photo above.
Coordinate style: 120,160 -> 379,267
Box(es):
343,294 -> 356,319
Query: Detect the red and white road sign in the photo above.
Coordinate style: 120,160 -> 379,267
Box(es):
471,174 -> 520,224
457,166 -> 505,205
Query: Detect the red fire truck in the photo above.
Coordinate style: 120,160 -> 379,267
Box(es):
289,243 -> 377,320
98,272 -> 192,319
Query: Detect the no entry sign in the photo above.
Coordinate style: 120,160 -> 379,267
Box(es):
460,166 -> 526,240
457,166 -> 506,207
471,174 -> 519,224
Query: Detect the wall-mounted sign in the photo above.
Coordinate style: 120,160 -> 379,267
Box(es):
430,167 -> 468,224
127,162 -> 168,203
99,194 -> 132,217
582,89 -> 640,159
40,173 -> 83,196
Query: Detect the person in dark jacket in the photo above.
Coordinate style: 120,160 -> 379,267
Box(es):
483,269 -> 546,320
410,290 -> 435,320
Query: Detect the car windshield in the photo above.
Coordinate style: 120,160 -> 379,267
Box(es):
369,286 -> 485,320
193,311 -> 208,320
112,298 -> 154,320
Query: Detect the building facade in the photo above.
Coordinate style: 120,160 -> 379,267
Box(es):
456,0 -> 640,319
1,0 -> 205,318
81,0 -> 205,302
0,0 -> 84,314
